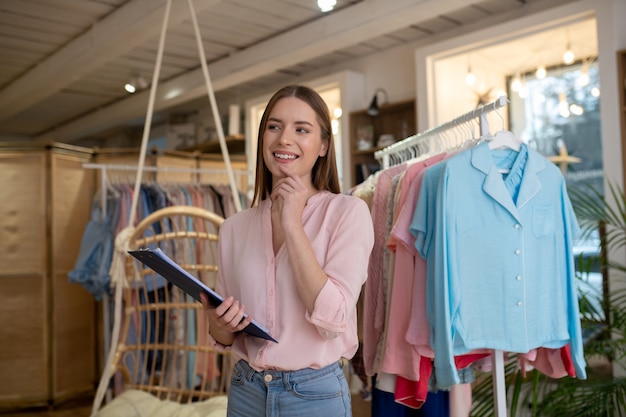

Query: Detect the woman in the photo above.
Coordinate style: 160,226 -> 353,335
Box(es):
201,85 -> 374,416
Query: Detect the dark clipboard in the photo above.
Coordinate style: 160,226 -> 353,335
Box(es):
128,248 -> 277,343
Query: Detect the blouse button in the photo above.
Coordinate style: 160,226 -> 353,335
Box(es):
514,224 -> 521,229
516,275 -> 522,281
516,301 -> 523,307
514,249 -> 521,255
264,374 -> 273,382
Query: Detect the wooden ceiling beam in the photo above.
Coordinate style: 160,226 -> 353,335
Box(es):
0,0 -> 223,122
38,0 -> 471,142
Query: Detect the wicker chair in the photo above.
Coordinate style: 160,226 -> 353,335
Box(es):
106,206 -> 232,406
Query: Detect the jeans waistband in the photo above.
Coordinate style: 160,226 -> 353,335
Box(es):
236,359 -> 342,385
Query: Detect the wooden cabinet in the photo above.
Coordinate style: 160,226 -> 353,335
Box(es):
619,49 -> 626,187
349,99 -> 415,185
0,143 -> 97,409
0,143 -> 249,411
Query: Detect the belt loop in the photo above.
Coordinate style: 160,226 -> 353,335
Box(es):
283,370 -> 292,391
241,360 -> 256,382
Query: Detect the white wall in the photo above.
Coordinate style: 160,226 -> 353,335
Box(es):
240,42 -> 417,119
596,0 -> 626,378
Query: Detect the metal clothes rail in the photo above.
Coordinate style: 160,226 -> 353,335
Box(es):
83,162 -> 249,219
375,95 -> 507,169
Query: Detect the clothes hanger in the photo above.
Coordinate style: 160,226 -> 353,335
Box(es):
486,101 -> 521,151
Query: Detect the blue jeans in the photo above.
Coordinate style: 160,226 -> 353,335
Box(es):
227,359 -> 352,417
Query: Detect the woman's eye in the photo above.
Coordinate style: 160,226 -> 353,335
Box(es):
267,124 -> 280,131
296,127 -> 309,134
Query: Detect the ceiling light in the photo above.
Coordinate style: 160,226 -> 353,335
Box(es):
535,65 -> 546,79
563,44 -> 575,65
331,119 -> 339,135
518,83 -> 528,99
465,55 -> 475,87
578,61 -> 590,86
465,67 -> 476,86
124,82 -> 136,94
511,72 -> 522,92
516,73 -> 527,98
317,0 -> 336,12
124,75 -> 149,94
591,87 -> 600,97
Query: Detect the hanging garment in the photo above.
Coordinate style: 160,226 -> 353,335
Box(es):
68,197 -> 115,300
411,142 -> 587,388
383,153 -> 447,378
362,163 -> 407,376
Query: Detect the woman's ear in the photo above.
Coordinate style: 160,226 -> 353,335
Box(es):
319,139 -> 329,157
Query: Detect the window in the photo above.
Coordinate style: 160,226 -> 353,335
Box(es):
509,59 -> 604,321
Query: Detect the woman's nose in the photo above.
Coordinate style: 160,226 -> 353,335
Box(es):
278,131 -> 293,145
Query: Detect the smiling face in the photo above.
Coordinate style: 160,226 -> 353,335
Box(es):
252,85 -> 340,206
262,96 -> 329,187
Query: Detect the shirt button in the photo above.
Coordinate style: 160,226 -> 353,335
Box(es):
514,224 -> 521,229
517,301 -> 523,307
516,275 -> 522,281
515,249 -> 521,255
264,374 -> 273,382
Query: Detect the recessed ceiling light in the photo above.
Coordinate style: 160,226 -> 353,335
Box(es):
317,0 -> 336,12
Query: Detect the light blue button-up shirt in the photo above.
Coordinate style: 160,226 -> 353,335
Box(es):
411,142 -> 586,388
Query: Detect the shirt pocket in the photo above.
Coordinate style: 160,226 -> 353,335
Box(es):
455,215 -> 482,238
532,205 -> 555,238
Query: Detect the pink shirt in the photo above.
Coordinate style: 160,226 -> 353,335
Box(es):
377,154 -> 446,381
362,164 -> 407,376
212,191 -> 374,371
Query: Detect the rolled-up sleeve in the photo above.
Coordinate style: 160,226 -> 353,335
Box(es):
306,198 -> 374,338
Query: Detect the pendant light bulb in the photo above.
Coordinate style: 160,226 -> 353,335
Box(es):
511,72 -> 522,92
518,83 -> 528,99
535,65 -> 546,79
578,61 -> 590,86
465,67 -> 476,86
563,44 -> 575,65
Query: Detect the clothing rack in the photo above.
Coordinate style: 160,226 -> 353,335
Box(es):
83,162 -> 247,405
375,95 -> 509,417
375,95 -> 507,170
84,162 -> 249,222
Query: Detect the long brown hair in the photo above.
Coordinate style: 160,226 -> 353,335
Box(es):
251,85 -> 340,206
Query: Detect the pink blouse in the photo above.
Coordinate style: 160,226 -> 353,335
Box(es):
211,191 -> 374,371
